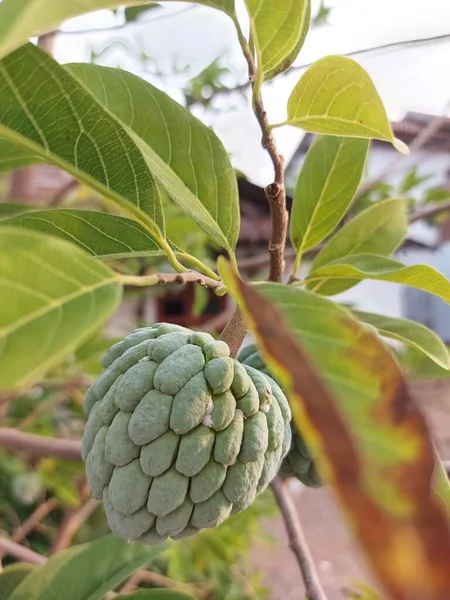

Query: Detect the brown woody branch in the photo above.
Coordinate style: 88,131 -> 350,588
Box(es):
0,427 -> 82,461
271,477 -> 327,600
0,538 -> 46,565
233,23 -> 288,283
0,498 -> 60,560
120,271 -> 223,291
408,200 -> 450,224
50,499 -> 100,554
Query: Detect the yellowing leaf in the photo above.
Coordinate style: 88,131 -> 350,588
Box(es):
283,56 -> 406,151
307,254 -> 450,301
245,0 -> 311,80
308,198 -> 407,295
354,310 -> 450,370
290,135 -> 369,255
0,227 -> 122,391
218,259 -> 450,600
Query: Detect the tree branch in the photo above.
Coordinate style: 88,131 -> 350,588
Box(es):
0,538 -> 46,565
0,428 -> 82,461
119,271 -> 223,291
271,477 -> 327,600
50,499 -> 100,554
408,200 -> 450,224
0,498 -> 60,560
233,20 -> 288,283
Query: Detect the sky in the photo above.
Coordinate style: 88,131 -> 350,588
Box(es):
53,0 -> 450,186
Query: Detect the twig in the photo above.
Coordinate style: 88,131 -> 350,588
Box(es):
119,271 -> 223,291
16,393 -> 66,430
0,498 -> 60,560
0,538 -> 46,565
232,19 -> 288,283
50,499 -> 100,554
49,179 -> 79,206
221,14 -> 291,354
408,200 -> 450,224
271,477 -> 327,600
0,428 -> 82,461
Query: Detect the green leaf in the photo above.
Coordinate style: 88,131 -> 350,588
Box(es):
0,226 -> 122,392
0,1 -> 235,61
282,56 -> 407,152
0,564 -> 35,600
0,137 -> 40,172
1,209 -> 166,260
218,260 -> 450,599
121,592 -> 196,600
308,198 -> 407,295
354,310 -> 450,370
0,44 -> 164,242
244,0 -> 311,80
306,254 -> 450,301
0,202 -> 44,219
8,535 -> 167,600
290,136 -> 369,255
67,63 -> 239,253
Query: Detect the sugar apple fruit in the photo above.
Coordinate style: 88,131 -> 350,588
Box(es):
82,323 -> 292,544
237,343 -> 322,488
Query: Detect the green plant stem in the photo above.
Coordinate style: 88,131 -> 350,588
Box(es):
293,250 -> 303,279
158,238 -> 189,273
176,251 -> 220,280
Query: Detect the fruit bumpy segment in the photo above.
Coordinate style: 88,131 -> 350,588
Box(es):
238,344 -> 322,487
82,323 -> 292,544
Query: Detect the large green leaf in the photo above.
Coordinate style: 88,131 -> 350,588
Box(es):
219,260 -> 450,600
244,0 -> 311,80
308,198 -> 407,295
0,202 -> 45,219
306,254 -> 450,301
121,592 -> 195,600
8,535 -> 167,600
1,209 -> 165,260
0,226 -> 122,391
282,56 -> 406,152
0,137 -> 40,172
67,63 -> 240,253
0,44 -> 164,242
0,1 -> 235,61
290,136 -> 369,257
354,310 -> 450,370
0,564 -> 35,600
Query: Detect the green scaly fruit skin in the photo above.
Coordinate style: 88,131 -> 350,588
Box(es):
81,324 -> 292,544
237,344 -> 322,488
